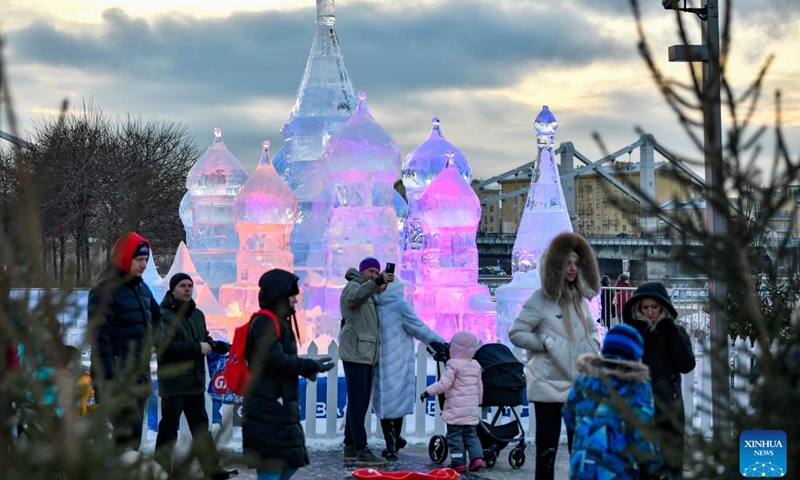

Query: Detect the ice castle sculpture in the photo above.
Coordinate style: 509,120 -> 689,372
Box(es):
393,190 -> 409,259
179,192 -> 193,248
219,141 -> 298,320
281,0 -> 357,275
165,241 -> 206,297
494,106 -> 573,342
143,250 -> 166,303
197,283 -> 236,340
312,91 -> 401,335
401,118 -> 472,284
414,151 -> 496,343
184,128 -> 248,294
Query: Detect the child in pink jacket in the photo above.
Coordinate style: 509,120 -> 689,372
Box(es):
420,331 -> 485,473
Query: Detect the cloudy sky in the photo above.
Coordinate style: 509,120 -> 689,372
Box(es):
2,0 -> 799,181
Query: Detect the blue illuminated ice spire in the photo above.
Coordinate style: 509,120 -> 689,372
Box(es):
281,0 -> 357,275
494,106 -> 573,342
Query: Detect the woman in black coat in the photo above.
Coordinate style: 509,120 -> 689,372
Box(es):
623,282 -> 695,479
243,269 -> 334,480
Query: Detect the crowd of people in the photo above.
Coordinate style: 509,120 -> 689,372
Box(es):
4,229 -> 698,480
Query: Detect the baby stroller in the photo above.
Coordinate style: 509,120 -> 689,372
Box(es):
426,342 -> 527,469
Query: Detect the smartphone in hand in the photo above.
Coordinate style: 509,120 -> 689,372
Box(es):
385,262 -> 395,274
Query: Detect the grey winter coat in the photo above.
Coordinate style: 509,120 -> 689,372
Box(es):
338,268 -> 381,365
372,282 -> 444,420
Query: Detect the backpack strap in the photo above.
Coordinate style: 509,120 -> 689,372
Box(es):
250,309 -> 280,337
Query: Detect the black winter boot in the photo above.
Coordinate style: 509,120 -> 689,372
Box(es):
379,419 -> 398,460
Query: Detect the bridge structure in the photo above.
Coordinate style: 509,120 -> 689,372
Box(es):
472,133 -> 798,282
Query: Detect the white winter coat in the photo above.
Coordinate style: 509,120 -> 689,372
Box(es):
372,281 -> 445,420
509,289 -> 600,403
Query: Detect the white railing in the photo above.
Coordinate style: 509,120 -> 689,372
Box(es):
141,333 -> 765,451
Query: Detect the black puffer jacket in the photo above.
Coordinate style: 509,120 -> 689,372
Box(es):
89,267 -> 163,381
242,311 -> 318,470
157,292 -> 212,397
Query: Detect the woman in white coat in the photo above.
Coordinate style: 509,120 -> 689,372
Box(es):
508,232 -> 601,480
372,280 -> 445,461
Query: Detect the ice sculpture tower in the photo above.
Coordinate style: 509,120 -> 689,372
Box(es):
401,118 -> 472,284
494,106 -> 573,342
414,152 -> 495,343
219,141 -> 298,318
281,0 -> 357,275
318,92 -> 402,333
185,128 -> 248,294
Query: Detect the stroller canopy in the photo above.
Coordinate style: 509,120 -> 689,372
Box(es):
474,343 -> 526,407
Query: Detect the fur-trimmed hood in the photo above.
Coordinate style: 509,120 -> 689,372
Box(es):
575,353 -> 650,383
540,232 -> 600,302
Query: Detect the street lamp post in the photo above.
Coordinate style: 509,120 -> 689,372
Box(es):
664,0 -> 730,443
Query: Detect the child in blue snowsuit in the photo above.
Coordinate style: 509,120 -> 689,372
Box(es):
563,324 -> 668,479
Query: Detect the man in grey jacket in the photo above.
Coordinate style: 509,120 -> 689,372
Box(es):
338,257 -> 394,466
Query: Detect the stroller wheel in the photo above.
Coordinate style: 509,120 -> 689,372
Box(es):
428,435 -> 448,463
509,446 -> 525,469
483,449 -> 497,468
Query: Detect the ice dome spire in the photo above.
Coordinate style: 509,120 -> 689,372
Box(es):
323,91 -> 401,195
418,151 -> 480,228
233,141 -> 298,225
280,0 -> 357,270
402,121 -> 473,283
402,117 -> 472,190
494,105 -> 572,343
186,128 -> 248,195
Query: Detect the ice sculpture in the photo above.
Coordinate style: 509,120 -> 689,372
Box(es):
414,151 -> 496,343
281,0 -> 357,273
317,91 -> 402,335
393,190 -> 409,258
401,117 -> 472,284
185,128 -> 248,294
143,249 -> 166,303
494,105 -> 573,342
165,241 -> 206,298
219,141 -> 298,320
179,192 -> 193,247
195,283 -> 237,340
271,145 -> 286,177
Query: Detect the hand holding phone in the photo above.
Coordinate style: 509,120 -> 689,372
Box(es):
384,262 -> 395,282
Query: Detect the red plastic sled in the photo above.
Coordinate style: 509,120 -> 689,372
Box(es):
351,467 -> 460,480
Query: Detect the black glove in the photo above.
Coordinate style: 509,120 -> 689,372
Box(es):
315,356 -> 335,373
212,341 -> 231,355
374,274 -> 386,287
428,341 -> 448,362
420,391 -> 429,402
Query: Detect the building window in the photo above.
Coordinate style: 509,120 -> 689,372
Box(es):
489,205 -> 494,213
596,202 -> 600,209
489,216 -> 494,223
596,214 -> 601,222
580,194 -> 584,201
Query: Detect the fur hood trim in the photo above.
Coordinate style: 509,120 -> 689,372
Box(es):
540,233 -> 600,301
575,353 -> 650,383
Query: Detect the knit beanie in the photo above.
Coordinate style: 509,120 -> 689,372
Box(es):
601,324 -> 644,361
169,272 -> 193,293
359,257 -> 381,273
133,242 -> 150,260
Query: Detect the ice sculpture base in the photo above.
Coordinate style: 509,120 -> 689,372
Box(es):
414,284 -> 496,344
494,282 -> 537,345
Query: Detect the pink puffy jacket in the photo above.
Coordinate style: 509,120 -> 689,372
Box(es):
425,331 -> 483,426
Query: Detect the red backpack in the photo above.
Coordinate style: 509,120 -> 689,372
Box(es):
224,309 -> 280,396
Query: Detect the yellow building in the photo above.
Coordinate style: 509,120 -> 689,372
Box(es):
492,160 -> 696,236
472,180 -> 502,233
573,161 -> 695,236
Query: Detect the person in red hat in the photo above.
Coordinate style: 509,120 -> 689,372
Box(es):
88,231 -> 164,451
